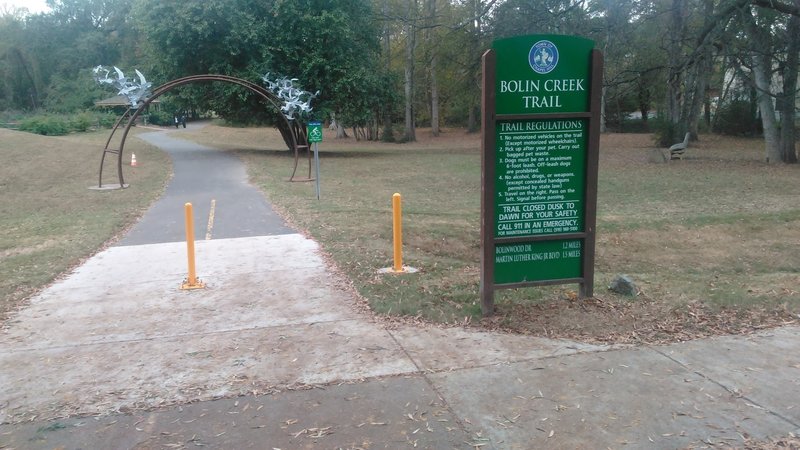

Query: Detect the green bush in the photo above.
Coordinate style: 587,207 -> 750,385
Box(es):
14,112 -> 120,135
18,115 -> 71,136
712,100 -> 760,136
69,112 -> 93,132
95,112 -> 118,128
381,123 -> 396,142
145,110 -> 173,126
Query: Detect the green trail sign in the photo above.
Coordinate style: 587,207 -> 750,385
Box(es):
493,36 -> 594,114
307,121 -> 323,143
494,118 -> 587,239
480,35 -> 603,316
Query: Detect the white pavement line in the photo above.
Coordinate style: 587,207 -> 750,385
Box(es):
205,198 -> 216,240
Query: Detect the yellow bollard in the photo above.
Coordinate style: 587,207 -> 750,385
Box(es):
181,202 -> 205,290
393,193 -> 403,272
377,193 -> 417,275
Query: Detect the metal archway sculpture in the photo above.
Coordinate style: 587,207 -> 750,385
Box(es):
97,74 -> 311,189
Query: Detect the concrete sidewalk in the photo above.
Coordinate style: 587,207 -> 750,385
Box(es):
1,232 -> 799,449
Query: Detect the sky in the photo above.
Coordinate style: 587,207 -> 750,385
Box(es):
1,0 -> 51,14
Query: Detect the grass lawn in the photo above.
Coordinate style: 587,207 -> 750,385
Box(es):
183,123 -> 800,344
3,121 -> 797,345
0,127 -> 171,320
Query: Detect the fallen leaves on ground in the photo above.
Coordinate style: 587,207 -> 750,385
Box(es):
482,295 -> 797,345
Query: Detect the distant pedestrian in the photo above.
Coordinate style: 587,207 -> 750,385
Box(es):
180,114 -> 187,128
174,116 -> 179,128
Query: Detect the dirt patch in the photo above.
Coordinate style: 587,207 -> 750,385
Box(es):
484,293 -> 796,345
0,238 -> 60,259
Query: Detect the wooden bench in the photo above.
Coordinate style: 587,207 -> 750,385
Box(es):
669,132 -> 690,160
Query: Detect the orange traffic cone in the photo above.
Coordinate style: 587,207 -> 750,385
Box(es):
131,153 -> 138,167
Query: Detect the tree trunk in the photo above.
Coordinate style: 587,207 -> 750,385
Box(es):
778,1 -> 799,163
687,0 -> 715,139
403,0 -> 417,142
600,86 -> 608,132
467,0 -> 483,133
743,8 -> 781,162
600,27 -> 610,133
467,105 -> 480,133
8,47 -> 39,109
686,55 -> 710,139
752,54 -> 780,162
330,112 -> 349,139
426,0 -> 440,136
383,0 -> 391,73
336,123 -> 348,138
430,58 -> 440,135
665,0 -> 688,143
381,0 -> 394,142
637,78 -> 650,125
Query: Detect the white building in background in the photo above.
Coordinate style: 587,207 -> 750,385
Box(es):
720,65 -> 800,121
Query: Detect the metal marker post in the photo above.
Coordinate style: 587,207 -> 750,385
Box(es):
314,142 -> 320,200
307,121 -> 323,200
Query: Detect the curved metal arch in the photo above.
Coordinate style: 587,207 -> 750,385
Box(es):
98,74 -> 310,188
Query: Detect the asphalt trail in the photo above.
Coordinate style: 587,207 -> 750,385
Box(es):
118,125 -> 293,246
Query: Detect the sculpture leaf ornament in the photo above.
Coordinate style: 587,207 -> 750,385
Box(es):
93,65 -> 152,107
262,72 -> 318,121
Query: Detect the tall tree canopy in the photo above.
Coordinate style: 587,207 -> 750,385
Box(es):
131,0 -> 387,130
0,0 -> 797,161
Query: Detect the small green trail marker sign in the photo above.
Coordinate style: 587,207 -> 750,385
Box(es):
307,121 -> 323,143
480,35 -> 603,316
307,121 -> 323,199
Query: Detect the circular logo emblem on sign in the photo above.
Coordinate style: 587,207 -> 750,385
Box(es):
529,40 -> 559,74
